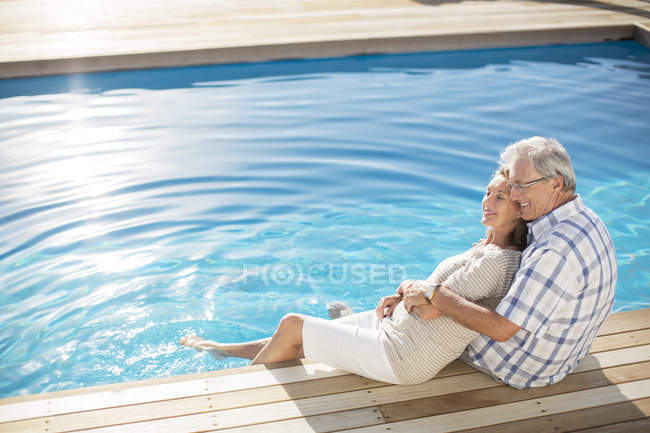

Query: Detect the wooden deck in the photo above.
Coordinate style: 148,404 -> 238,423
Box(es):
1,1 -> 650,431
1,0 -> 650,78
0,308 -> 649,432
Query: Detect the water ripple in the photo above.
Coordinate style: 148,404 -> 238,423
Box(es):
1,41 -> 649,397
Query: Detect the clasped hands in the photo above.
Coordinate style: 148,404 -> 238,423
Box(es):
376,279 -> 441,321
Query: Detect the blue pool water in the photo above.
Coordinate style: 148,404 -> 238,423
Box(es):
1,41 -> 649,398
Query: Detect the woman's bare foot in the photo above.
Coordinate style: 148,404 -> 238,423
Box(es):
180,334 -> 228,360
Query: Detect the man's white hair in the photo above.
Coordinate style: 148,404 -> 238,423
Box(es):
500,136 -> 576,193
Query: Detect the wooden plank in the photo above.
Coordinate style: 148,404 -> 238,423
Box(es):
0,359 -> 309,405
7,3 -> 640,33
0,375 -> 387,433
453,397 -> 650,433
0,23 -> 638,79
42,365 -> 650,433
635,22 -> 650,48
0,329 -> 647,430
597,309 -> 650,336
3,11 -> 642,55
2,0 -> 648,30
0,362 -> 344,423
1,0 -> 649,77
336,379 -> 650,433
0,356 -> 472,427
11,347 -> 647,433
590,328 -> 650,353
1,304 -> 640,415
0,1 -> 639,32
379,361 -> 650,423
0,361 -> 468,428
211,379 -> 650,433
0,363 -> 473,433
74,407 -> 384,433
568,417 -> 650,433
207,407 -> 385,433
573,345 -> 650,373
35,373 -> 500,433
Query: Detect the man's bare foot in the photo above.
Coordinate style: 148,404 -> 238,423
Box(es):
180,334 -> 228,360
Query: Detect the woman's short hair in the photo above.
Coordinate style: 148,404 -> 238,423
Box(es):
499,137 -> 576,193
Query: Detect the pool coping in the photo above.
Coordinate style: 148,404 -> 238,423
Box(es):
1,22 -> 649,79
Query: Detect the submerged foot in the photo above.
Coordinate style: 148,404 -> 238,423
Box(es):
327,301 -> 354,319
180,334 -> 228,360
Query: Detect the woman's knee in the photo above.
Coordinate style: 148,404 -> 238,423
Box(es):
279,313 -> 304,330
277,313 -> 305,341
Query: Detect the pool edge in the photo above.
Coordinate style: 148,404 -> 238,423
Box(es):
0,23 -> 644,79
635,22 -> 650,47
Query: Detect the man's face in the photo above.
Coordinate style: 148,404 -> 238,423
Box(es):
508,158 -> 557,221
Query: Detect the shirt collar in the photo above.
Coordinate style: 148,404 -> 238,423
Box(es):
527,194 -> 583,243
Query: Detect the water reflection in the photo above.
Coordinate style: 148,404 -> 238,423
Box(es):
0,41 -> 649,397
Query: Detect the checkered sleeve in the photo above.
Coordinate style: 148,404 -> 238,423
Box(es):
443,253 -> 505,301
496,248 -> 574,337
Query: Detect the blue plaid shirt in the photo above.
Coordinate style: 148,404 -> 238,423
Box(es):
463,195 -> 617,388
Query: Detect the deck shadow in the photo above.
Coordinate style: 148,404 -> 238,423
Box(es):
265,354 -> 648,432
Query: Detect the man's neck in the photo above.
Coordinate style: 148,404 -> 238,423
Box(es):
531,192 -> 577,227
556,192 -> 576,209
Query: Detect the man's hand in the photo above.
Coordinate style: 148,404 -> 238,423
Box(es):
376,294 -> 402,320
398,279 -> 431,312
412,304 -> 442,320
417,284 -> 522,342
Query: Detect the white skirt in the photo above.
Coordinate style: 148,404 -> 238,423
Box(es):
302,310 -> 399,384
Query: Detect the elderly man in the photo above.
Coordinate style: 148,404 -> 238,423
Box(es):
403,136 -> 617,388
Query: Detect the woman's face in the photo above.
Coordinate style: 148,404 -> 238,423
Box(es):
481,175 -> 521,233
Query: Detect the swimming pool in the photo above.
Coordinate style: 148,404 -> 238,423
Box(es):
1,41 -> 649,398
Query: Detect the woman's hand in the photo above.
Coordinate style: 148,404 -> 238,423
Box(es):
398,279 -> 431,312
376,294 -> 402,320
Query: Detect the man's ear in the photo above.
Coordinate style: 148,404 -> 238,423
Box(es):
551,174 -> 564,192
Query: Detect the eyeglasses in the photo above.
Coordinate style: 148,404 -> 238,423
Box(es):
507,177 -> 547,192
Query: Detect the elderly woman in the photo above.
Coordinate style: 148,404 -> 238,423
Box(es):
181,168 -> 527,385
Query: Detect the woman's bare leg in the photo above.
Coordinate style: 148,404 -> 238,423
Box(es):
180,335 -> 270,360
180,313 -> 307,363
251,313 -> 305,365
